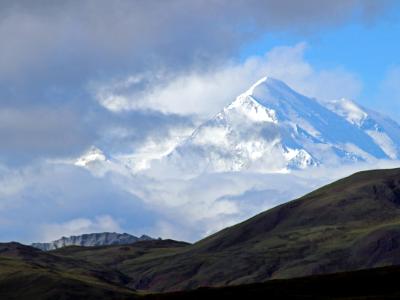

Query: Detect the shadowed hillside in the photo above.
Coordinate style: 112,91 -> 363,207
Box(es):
143,265 -> 400,300
116,168 -> 400,291
0,240 -> 190,299
3,243 -> 400,300
0,242 -> 137,300
3,168 -> 400,297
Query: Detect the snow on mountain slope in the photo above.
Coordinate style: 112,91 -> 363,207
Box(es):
75,77 -> 400,177
324,98 -> 368,126
114,128 -> 194,173
325,98 -> 400,159
155,77 -> 398,176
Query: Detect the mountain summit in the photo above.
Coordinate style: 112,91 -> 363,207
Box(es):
159,77 -> 400,175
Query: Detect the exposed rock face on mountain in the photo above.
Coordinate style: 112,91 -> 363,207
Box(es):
31,232 -> 154,251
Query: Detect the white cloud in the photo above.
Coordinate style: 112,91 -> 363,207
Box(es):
114,125 -> 195,172
39,215 -> 122,242
0,155 -> 399,244
262,43 -> 362,101
0,162 -> 152,243
104,157 -> 400,241
106,167 -> 336,240
93,43 -> 362,118
0,2 -> 398,246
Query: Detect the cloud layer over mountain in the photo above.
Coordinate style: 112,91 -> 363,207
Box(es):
0,1 -> 398,243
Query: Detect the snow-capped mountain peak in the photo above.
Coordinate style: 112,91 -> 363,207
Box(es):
154,76 -> 400,176
224,93 -> 278,124
242,76 -> 270,96
74,76 -> 400,177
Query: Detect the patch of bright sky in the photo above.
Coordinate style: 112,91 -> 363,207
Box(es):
240,11 -> 400,118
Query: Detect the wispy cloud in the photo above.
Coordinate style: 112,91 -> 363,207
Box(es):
1,151 -> 399,243
0,0 -> 398,244
0,1 -> 393,164
92,43 -> 362,118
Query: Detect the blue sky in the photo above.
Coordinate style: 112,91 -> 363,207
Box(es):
241,8 -> 400,118
1,1 -> 400,243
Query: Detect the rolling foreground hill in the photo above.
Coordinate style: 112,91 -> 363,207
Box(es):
3,168 -> 400,298
2,241 -> 400,300
98,167 -> 400,291
0,240 -> 189,299
0,242 -> 136,299
144,265 -> 400,300
2,245 -> 400,299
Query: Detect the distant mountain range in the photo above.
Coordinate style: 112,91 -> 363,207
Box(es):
75,77 -> 400,176
31,232 -> 154,251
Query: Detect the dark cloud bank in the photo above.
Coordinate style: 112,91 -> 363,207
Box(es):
0,0 -> 394,163
0,0 -> 398,243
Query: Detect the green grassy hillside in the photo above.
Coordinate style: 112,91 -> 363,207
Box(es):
3,168 -> 400,297
0,242 -> 137,299
3,245 -> 400,300
117,168 -> 400,291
